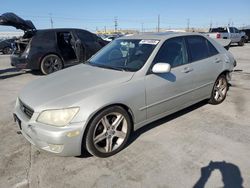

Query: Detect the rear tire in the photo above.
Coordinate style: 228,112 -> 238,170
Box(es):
238,38 -> 244,46
40,54 -> 63,75
84,106 -> 132,158
208,74 -> 228,105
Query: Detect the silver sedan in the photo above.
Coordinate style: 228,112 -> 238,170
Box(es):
13,32 -> 236,157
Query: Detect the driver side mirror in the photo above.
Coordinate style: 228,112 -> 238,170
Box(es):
152,63 -> 171,74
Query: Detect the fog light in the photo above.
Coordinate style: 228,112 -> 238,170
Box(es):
48,144 -> 64,153
66,130 -> 80,137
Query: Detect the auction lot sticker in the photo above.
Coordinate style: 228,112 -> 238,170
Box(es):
139,40 -> 159,45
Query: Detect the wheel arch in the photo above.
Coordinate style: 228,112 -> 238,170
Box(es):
85,103 -> 135,132
80,103 -> 135,155
218,70 -> 231,82
39,52 -> 65,69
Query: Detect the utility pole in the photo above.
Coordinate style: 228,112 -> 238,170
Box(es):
49,13 -> 53,28
141,23 -> 144,33
228,18 -> 231,26
209,20 -> 212,29
187,18 -> 190,32
157,15 -> 160,32
114,17 -> 118,33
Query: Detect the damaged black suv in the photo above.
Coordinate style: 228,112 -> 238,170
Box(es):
0,13 -> 107,74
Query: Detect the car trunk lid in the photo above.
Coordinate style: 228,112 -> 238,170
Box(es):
0,12 -> 36,31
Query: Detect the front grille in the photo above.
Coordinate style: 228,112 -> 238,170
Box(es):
19,99 -> 34,119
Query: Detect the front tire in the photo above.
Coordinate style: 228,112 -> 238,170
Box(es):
208,74 -> 228,105
40,54 -> 63,75
84,106 -> 132,158
3,47 -> 13,54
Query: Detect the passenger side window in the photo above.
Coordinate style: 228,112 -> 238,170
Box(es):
57,32 -> 74,48
229,27 -> 235,33
186,36 -> 209,62
207,40 -> 219,57
153,37 -> 187,68
234,28 -> 239,33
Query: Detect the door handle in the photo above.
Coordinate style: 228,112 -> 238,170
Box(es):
181,67 -> 193,73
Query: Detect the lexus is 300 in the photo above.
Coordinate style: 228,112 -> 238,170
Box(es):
13,33 -> 236,157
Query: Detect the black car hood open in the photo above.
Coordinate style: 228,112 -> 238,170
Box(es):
0,12 -> 36,31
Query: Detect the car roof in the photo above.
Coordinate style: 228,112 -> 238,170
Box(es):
120,32 -> 205,40
36,28 -> 92,33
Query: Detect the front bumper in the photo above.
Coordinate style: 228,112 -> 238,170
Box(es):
14,101 -> 86,157
11,54 -> 30,69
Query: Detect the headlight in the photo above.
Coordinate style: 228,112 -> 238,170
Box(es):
37,107 -> 79,127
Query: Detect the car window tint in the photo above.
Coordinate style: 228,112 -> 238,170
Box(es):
210,27 -> 227,33
153,37 -> 187,68
186,36 -> 209,62
229,27 -> 234,33
57,32 -> 73,46
234,28 -> 239,33
77,31 -> 94,42
207,40 -> 219,56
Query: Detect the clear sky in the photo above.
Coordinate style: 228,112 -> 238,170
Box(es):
0,0 -> 250,32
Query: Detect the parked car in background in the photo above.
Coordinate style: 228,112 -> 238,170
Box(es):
14,32 -> 236,157
103,35 -> 118,42
240,29 -> 250,42
0,12 -> 108,74
207,27 -> 245,46
103,34 -> 123,42
0,38 -> 15,54
239,30 -> 248,43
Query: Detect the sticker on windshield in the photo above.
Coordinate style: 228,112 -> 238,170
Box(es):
139,40 -> 159,45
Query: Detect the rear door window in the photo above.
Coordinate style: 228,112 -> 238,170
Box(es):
186,36 -> 210,62
76,30 -> 95,42
207,40 -> 219,57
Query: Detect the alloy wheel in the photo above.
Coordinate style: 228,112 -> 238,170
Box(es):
41,55 -> 63,74
93,112 -> 128,153
213,76 -> 227,102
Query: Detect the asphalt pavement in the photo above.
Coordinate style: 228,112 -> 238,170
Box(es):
0,44 -> 250,188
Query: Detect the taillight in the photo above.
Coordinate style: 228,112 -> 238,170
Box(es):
216,33 -> 221,38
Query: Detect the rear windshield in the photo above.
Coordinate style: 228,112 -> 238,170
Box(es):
209,27 -> 227,33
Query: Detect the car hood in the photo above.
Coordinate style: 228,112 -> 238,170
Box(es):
19,64 -> 134,110
0,12 -> 36,31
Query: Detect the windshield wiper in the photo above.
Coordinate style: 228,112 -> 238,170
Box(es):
85,62 -> 136,72
90,64 -> 125,71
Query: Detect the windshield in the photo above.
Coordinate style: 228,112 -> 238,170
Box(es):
210,27 -> 227,33
88,39 -> 159,72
